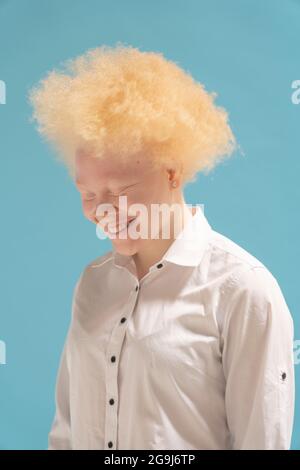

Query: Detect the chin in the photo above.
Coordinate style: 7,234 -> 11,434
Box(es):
112,239 -> 139,256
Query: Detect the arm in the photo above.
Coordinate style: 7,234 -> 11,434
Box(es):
48,337 -> 72,450
47,271 -> 85,450
221,265 -> 295,450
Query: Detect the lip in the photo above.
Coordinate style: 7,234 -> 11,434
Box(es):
107,217 -> 136,235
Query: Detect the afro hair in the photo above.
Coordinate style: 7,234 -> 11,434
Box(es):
28,42 -> 238,185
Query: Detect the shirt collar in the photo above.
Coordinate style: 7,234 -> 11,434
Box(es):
112,204 -> 212,269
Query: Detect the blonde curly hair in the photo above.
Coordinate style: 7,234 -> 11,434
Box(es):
28,42 -> 237,185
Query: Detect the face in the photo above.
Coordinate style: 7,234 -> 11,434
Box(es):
74,148 -> 183,257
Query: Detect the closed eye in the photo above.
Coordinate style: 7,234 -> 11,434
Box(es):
116,182 -> 140,195
108,185 -> 136,197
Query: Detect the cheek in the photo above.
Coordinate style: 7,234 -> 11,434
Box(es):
82,200 -> 97,221
126,189 -> 155,210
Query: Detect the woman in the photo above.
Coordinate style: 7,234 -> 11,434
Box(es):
28,44 -> 295,450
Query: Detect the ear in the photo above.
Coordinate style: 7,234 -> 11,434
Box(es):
166,164 -> 184,184
166,168 -> 176,182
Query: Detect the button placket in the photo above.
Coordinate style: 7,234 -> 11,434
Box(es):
135,261 -> 165,287
103,285 -> 140,449
104,334 -> 121,449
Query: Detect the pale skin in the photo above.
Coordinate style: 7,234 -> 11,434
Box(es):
74,149 -> 195,281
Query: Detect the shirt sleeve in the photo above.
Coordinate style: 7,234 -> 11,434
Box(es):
48,337 -> 72,450
221,265 -> 295,450
47,272 -> 85,450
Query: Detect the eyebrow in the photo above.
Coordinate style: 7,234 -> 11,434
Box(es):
75,180 -> 135,191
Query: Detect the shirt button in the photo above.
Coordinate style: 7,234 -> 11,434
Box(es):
108,441 -> 113,448
135,285 -> 139,291
157,263 -> 163,269
109,398 -> 115,405
120,317 -> 126,323
110,355 -> 116,363
282,372 -> 287,380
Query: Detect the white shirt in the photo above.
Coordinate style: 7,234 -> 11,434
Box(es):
48,205 -> 295,450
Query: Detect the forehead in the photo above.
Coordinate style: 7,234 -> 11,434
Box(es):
75,148 -> 154,186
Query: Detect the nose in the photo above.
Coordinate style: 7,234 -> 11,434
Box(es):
93,204 -> 127,226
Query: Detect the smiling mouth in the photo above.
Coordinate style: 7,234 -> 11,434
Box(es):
107,217 -> 136,235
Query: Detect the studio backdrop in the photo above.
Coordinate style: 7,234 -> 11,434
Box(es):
0,0 -> 299,450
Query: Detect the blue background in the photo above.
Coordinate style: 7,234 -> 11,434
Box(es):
0,0 -> 299,450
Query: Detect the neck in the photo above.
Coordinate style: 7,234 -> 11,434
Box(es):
132,198 -> 194,280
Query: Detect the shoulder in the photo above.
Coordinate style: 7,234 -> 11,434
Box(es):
86,250 -> 114,269
205,228 -> 273,296
208,229 -> 266,272
206,230 -> 292,328
221,263 -> 293,338
205,228 -> 284,296
72,250 -> 114,296
225,264 -> 283,308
